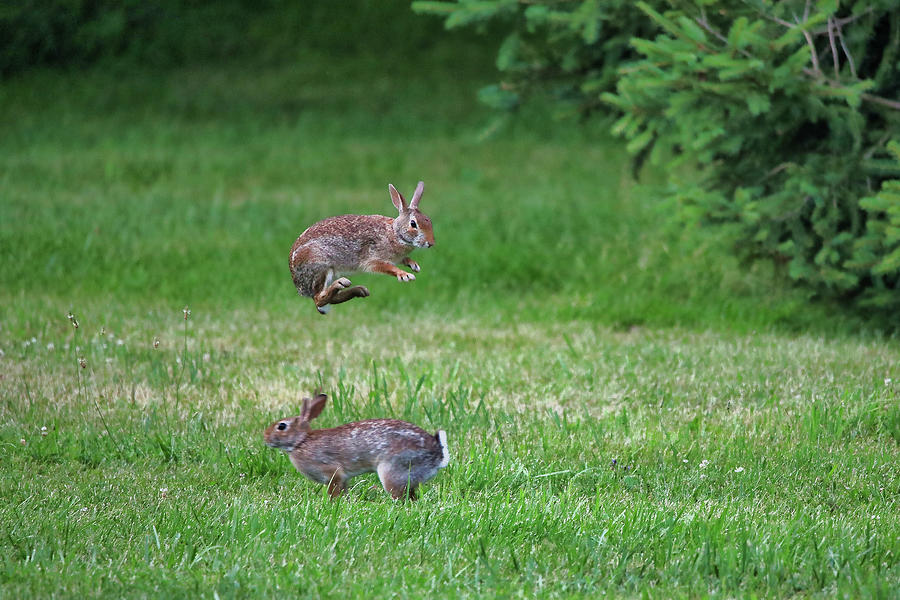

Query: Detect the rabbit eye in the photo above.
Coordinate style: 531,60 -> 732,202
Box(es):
277,422 -> 287,431
410,219 -> 417,229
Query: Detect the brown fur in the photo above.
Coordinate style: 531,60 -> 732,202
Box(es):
288,182 -> 435,314
264,393 -> 449,500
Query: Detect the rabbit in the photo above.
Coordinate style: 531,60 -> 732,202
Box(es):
264,392 -> 450,500
289,181 -> 435,314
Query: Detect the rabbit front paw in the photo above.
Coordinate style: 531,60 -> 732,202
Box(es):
397,272 -> 416,282
402,258 -> 420,272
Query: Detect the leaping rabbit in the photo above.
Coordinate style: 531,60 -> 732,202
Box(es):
289,181 -> 435,314
264,392 -> 450,500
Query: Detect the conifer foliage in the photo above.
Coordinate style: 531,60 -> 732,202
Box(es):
415,0 -> 900,312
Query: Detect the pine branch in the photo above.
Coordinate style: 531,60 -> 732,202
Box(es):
827,17 -> 839,79
835,20 -> 858,78
860,93 -> 900,111
693,16 -> 900,112
798,20 -> 822,76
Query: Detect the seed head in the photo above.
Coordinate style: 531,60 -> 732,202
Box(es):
153,338 -> 160,349
183,306 -> 191,320
79,357 -> 87,369
67,312 -> 79,329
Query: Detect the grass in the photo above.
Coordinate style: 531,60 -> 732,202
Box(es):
3,314 -> 899,597
1,29 -> 899,599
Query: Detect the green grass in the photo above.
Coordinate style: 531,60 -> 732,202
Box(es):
1,35 -> 899,598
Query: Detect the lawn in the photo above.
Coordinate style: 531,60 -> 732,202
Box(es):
1,33 -> 898,598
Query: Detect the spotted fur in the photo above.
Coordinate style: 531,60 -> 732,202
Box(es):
288,181 -> 435,314
264,393 -> 449,500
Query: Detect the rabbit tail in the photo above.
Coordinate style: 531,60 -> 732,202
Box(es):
435,430 -> 450,468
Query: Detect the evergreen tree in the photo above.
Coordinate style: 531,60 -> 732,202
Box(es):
416,0 -> 900,314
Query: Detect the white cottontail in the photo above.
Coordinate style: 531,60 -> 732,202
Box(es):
264,392 -> 450,500
289,181 -> 435,314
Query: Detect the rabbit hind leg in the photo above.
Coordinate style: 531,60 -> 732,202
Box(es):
312,269 -> 336,314
312,269 -> 345,314
376,463 -> 419,501
314,269 -> 369,312
329,282 -> 370,304
290,254 -> 337,314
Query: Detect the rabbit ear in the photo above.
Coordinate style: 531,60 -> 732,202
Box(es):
302,393 -> 327,422
389,184 -> 406,212
409,181 -> 424,210
300,397 -> 310,420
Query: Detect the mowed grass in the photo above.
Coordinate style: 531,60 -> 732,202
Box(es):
3,313 -> 899,597
1,38 -> 899,598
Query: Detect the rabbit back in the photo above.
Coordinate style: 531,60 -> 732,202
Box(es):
288,418 -> 447,482
290,215 -> 409,272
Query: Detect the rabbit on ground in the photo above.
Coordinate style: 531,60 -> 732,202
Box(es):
264,392 -> 450,500
289,181 -> 435,314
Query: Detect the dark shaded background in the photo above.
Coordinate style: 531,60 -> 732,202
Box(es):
1,0 -> 484,76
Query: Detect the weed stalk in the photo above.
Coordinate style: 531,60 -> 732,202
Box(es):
68,312 -> 122,458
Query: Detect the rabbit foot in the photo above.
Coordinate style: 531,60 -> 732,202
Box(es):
396,272 -> 416,282
329,284 -> 369,306
315,277 -> 357,313
403,259 -> 420,272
